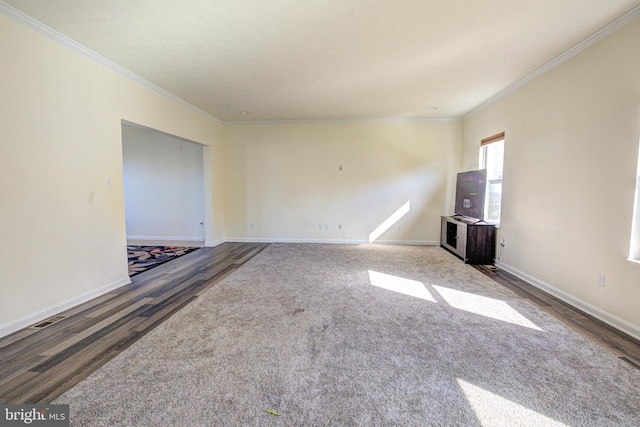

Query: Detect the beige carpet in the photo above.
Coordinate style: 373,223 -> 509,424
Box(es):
55,244 -> 640,426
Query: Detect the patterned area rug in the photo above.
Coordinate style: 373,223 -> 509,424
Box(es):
127,246 -> 199,277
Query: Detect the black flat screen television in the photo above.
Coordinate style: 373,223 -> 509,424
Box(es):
454,169 -> 487,221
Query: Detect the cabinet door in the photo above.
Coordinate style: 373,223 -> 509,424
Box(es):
441,217 -> 449,248
446,221 -> 459,248
456,224 -> 467,259
466,225 -> 496,264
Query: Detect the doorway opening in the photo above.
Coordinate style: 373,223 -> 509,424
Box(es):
121,121 -> 212,276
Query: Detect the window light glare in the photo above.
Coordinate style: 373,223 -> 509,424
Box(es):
368,201 -> 411,243
628,139 -> 640,260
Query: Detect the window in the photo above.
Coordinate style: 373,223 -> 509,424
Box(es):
479,132 -> 505,224
629,140 -> 640,261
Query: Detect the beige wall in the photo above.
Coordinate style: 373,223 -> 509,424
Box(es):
462,19 -> 640,337
122,125 -> 206,242
223,121 -> 461,243
4,4 -> 638,342
0,14 -> 224,335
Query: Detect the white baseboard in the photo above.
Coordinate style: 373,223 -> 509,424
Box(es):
0,239 -> 432,339
224,237 -> 438,245
375,240 -> 439,246
127,235 -> 205,242
225,237 -> 367,244
205,239 -> 225,247
0,277 -> 131,339
497,262 -> 640,341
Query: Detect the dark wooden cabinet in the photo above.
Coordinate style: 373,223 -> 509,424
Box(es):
440,216 -> 496,265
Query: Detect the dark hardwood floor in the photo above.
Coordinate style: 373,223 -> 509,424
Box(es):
0,243 -> 638,404
0,242 -> 269,404
473,265 -> 640,370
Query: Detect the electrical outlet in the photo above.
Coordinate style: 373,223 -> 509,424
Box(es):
250,223 -> 255,229
323,224 -> 329,230
500,237 -> 506,247
597,273 -> 606,287
318,224 -> 323,230
199,221 -> 204,229
337,224 -> 342,230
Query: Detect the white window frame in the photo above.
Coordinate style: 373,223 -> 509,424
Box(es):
479,132 -> 505,225
628,140 -> 640,262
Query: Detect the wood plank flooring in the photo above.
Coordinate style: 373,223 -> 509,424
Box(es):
473,265 -> 640,370
0,242 -> 269,404
0,243 -> 638,404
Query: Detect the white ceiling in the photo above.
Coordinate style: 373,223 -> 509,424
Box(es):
3,0 -> 639,122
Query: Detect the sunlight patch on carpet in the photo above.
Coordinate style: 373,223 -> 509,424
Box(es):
457,379 -> 567,427
54,244 -> 640,425
433,285 -> 542,331
368,270 -> 436,302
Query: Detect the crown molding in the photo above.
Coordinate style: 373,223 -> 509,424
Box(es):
3,0 -> 638,125
0,1 -> 223,124
224,117 -> 461,126
463,4 -> 640,120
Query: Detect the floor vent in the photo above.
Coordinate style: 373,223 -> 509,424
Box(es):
30,315 -> 68,329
